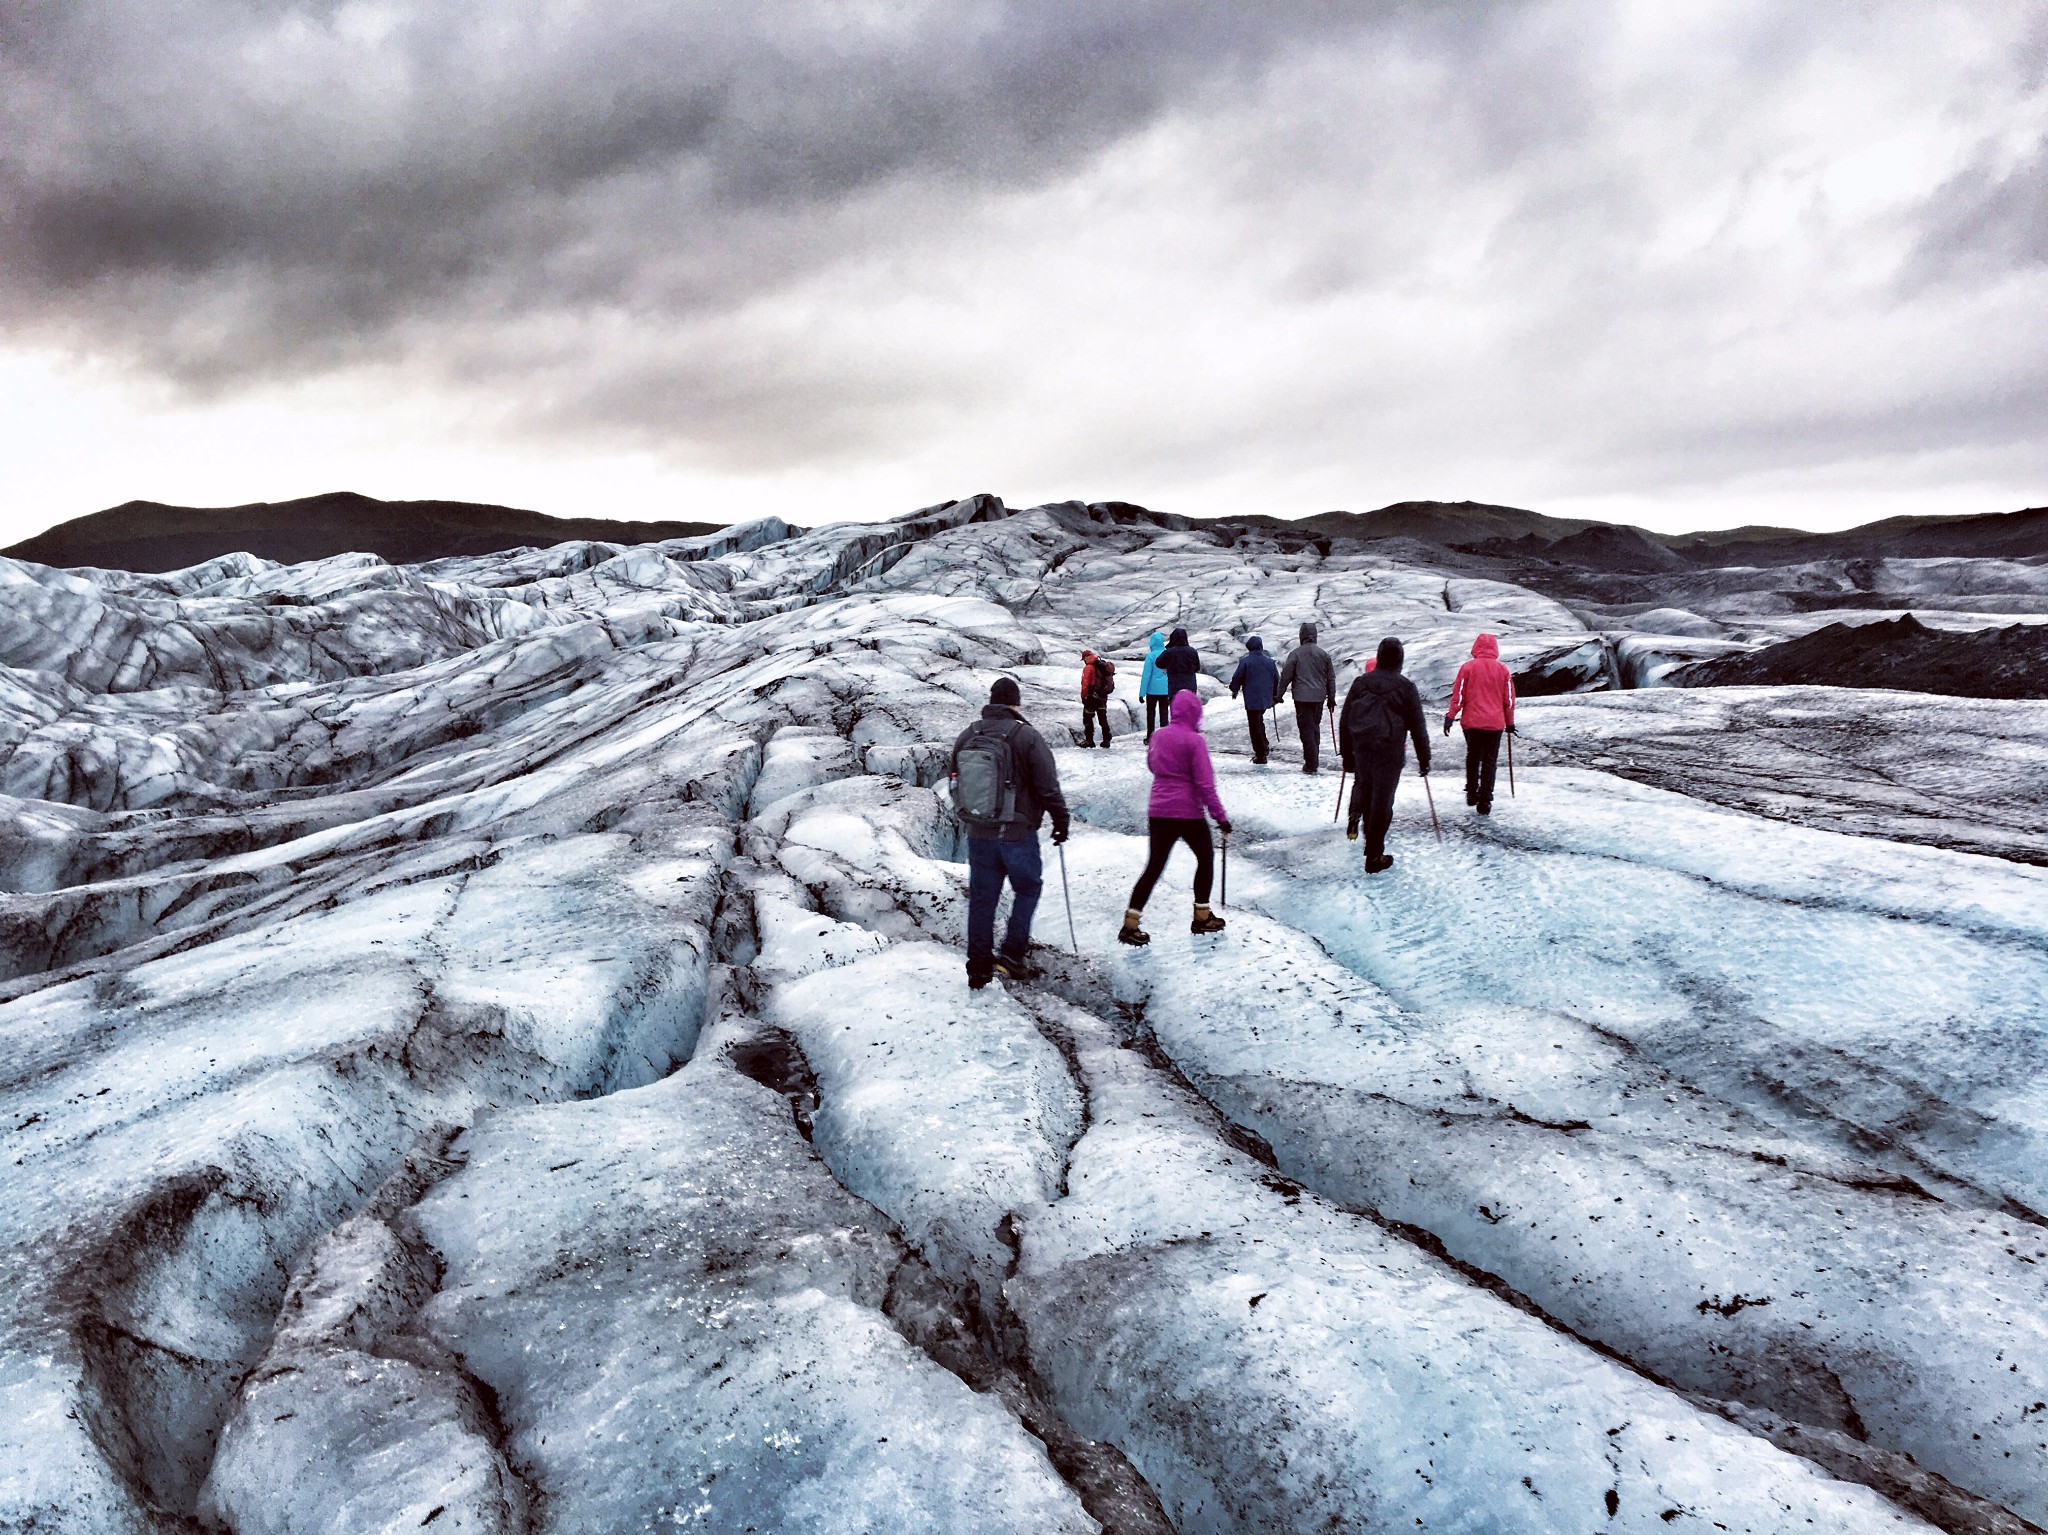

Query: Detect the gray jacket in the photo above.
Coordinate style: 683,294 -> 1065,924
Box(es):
1278,624 -> 1336,704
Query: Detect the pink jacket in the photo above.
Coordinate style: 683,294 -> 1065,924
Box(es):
1147,691 -> 1229,822
1445,633 -> 1516,730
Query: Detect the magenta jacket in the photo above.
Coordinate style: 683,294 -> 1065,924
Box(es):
1445,632 -> 1517,731
1146,691 -> 1229,822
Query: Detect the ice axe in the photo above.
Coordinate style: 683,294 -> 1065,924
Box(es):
1057,841 -> 1078,953
1420,769 -> 1443,843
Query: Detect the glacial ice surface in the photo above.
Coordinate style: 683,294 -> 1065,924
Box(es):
2,494 -> 2042,1532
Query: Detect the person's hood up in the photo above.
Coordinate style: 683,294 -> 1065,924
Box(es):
1169,627 -> 1190,646
1375,637 -> 1405,673
1082,649 -> 1096,663
1471,632 -> 1500,660
1246,635 -> 1263,652
1147,633 -> 1166,655
1169,690 -> 1204,728
1299,623 -> 1317,644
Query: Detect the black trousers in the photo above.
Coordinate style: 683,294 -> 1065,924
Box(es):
1128,817 -> 1214,909
1083,702 -> 1112,744
1145,695 -> 1169,737
1246,706 -> 1270,761
1463,727 -> 1503,806
1295,702 -> 1324,770
1346,749 -> 1407,858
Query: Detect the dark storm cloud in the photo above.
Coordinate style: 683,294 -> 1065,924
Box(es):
0,1 -> 1422,371
1,0 -> 2044,517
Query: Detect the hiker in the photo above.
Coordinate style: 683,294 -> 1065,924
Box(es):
950,677 -> 1071,988
1139,633 -> 1171,739
1338,637 -> 1431,874
1228,635 -> 1280,764
1159,627 -> 1203,698
1080,649 -> 1117,748
1443,632 -> 1516,815
1119,691 -> 1232,945
1277,622 -> 1336,773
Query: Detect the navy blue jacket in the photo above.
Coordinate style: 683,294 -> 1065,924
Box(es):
1229,650 -> 1280,712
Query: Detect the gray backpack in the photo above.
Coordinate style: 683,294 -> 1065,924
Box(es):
952,721 -> 1026,830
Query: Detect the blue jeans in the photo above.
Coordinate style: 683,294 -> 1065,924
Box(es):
966,836 -> 1043,971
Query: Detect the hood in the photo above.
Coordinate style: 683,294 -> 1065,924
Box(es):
1471,632 -> 1499,660
1082,649 -> 1096,663
1147,633 -> 1166,655
1169,627 -> 1190,646
1375,637 -> 1405,673
1299,623 -> 1317,644
1169,690 -> 1204,728
1246,635 -> 1263,652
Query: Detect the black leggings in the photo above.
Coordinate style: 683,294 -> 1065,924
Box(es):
1145,695 -> 1169,735
1463,727 -> 1503,804
1129,817 -> 1214,909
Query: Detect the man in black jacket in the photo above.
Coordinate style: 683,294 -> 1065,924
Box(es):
1159,627 -> 1203,697
1277,622 -> 1336,773
950,677 -> 1071,988
1338,637 -> 1431,873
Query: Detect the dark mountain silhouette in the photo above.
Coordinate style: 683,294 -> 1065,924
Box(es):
1674,614 -> 2048,699
1667,506 -> 2048,565
11,489 -> 2045,577
4,491 -> 727,572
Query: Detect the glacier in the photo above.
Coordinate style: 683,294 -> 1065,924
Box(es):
2,494 -> 2044,1533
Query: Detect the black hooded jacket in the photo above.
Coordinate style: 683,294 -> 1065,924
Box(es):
1159,627 -> 1203,696
1339,643 -> 1431,771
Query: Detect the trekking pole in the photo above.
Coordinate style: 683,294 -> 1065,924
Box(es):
1332,765 -> 1346,823
1507,730 -> 1516,797
1220,829 -> 1228,907
1057,842 -> 1078,953
1420,770 -> 1443,843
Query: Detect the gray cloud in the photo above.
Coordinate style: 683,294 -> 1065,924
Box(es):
1,0 -> 2044,520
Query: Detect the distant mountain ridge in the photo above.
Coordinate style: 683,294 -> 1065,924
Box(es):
3,491 -> 728,573
6,489 -> 2044,575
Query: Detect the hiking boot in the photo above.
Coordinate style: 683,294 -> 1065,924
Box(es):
1365,854 -> 1394,874
992,953 -> 1040,982
1466,788 -> 1477,806
1117,909 -> 1151,947
1190,905 -> 1226,935
1477,802 -> 1491,816
967,966 -> 994,990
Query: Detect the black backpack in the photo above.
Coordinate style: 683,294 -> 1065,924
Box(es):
1346,685 -> 1404,754
1085,658 -> 1116,701
952,720 -> 1026,830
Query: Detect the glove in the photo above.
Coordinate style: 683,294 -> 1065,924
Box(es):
1051,826 -> 1070,845
1509,723 -> 1518,735
1417,761 -> 1430,776
1442,718 -> 1453,736
1217,819 -> 1233,838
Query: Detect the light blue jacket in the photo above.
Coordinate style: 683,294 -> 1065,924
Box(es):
1138,633 -> 1170,697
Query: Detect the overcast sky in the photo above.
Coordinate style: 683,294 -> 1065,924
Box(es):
3,1 -> 2044,542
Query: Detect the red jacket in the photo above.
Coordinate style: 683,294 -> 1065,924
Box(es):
1445,633 -> 1516,730
1081,651 -> 1113,703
